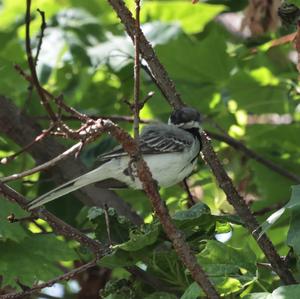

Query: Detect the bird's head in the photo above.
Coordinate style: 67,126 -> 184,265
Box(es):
168,107 -> 201,130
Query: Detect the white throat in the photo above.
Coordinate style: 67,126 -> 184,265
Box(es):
168,119 -> 200,130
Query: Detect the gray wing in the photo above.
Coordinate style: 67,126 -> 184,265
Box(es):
98,123 -> 194,162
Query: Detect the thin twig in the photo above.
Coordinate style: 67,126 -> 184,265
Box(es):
207,130 -> 300,184
15,63 -> 91,125
253,202 -> 287,216
182,179 -> 196,208
107,0 -> 182,110
33,114 -> 153,123
0,183 -> 106,253
103,204 -> 112,246
7,213 -> 37,223
25,0 -> 57,121
0,142 -> 82,183
35,8 -> 46,65
1,259 -> 98,299
0,125 -> 55,165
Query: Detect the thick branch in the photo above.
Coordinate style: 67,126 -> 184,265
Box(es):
133,0 -> 141,142
200,132 -> 296,284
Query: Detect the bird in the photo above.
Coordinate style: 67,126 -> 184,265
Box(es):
278,2 -> 300,26
27,107 -> 202,210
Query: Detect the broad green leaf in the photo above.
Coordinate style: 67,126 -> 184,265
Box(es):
198,240 -> 257,274
245,284 -> 300,299
146,293 -> 177,299
99,248 -> 142,268
181,278 -> 242,299
0,234 -> 77,288
147,249 -> 188,290
0,197 -> 27,242
156,26 -> 234,112
157,27 -> 233,83
88,207 -> 131,245
289,0 -> 300,6
228,71 -> 288,114
260,185 -> 300,237
87,22 -> 182,71
119,224 -> 159,251
287,186 -> 300,256
196,240 -> 257,294
173,202 -> 212,228
141,2 -> 226,34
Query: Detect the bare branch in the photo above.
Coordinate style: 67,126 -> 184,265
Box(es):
207,130 -> 300,184
0,125 -> 55,165
35,8 -> 46,65
1,259 -> 98,299
25,0 -> 57,121
0,142 -> 81,183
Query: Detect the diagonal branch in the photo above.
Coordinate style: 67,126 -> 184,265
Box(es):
207,130 -> 300,184
107,0 -> 296,285
0,182 -> 105,253
0,142 -> 82,183
1,259 -> 98,299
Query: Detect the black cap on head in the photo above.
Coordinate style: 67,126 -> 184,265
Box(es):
169,107 -> 201,126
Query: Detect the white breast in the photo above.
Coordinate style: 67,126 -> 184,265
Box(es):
117,137 -> 200,189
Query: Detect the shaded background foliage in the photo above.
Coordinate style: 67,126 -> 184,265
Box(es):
1,0 -> 300,298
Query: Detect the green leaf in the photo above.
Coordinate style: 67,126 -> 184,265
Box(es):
244,284 -> 300,299
0,234 -> 77,288
228,71 -> 288,114
89,207 -> 131,245
260,185 -> 300,237
157,27 -> 233,83
156,26 -> 234,112
181,279 -> 242,299
289,0 -> 300,6
196,240 -> 257,294
173,202 -> 212,227
145,293 -> 177,299
0,197 -> 27,242
287,186 -> 300,256
141,2 -> 226,34
181,282 -> 203,299
99,248 -> 142,268
87,22 -> 182,72
119,223 -> 159,251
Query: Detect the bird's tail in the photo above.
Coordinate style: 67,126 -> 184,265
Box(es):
27,166 -> 109,210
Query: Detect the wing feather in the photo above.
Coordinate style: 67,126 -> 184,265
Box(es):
98,123 -> 193,162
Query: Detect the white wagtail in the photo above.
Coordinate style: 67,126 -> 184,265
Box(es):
28,107 -> 202,210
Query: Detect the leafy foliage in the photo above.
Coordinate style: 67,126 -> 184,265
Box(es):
1,0 -> 300,298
